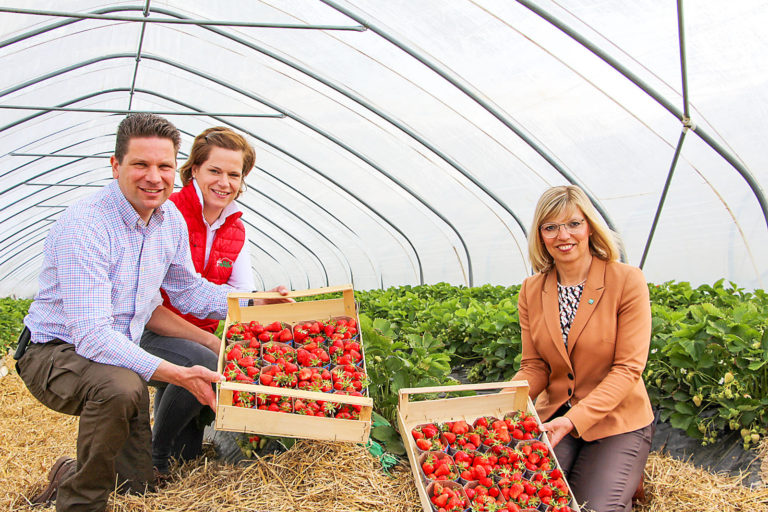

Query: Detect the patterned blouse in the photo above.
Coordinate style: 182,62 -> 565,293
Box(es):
557,282 -> 584,348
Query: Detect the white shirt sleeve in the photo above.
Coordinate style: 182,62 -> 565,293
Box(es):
227,236 -> 256,291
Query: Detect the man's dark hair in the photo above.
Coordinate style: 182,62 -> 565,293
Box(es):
114,113 -> 181,163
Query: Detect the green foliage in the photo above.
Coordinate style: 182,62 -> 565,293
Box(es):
645,280 -> 768,449
358,279 -> 768,449
0,297 -> 32,354
359,313 -> 457,427
357,283 -> 521,381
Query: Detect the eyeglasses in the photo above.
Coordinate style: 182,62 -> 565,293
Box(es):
539,219 -> 586,238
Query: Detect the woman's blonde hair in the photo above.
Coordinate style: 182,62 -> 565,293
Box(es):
528,185 -> 621,273
178,127 -> 255,198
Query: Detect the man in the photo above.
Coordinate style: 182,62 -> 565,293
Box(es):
15,113 -> 286,512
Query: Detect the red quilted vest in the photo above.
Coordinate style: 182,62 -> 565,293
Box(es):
161,182 -> 245,333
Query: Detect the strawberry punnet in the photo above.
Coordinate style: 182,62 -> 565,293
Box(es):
296,366 -> 332,392
419,451 -> 458,481
331,364 -> 369,393
504,410 -> 541,440
323,316 -> 358,341
227,320 -> 292,349
427,481 -> 468,512
411,423 -> 446,452
293,320 -> 327,349
328,338 -> 363,366
293,398 -> 336,417
330,390 -> 364,420
464,478 -> 506,511
255,393 -> 292,413
296,346 -> 330,368
261,341 -> 296,365
260,362 -> 298,388
223,345 -> 260,384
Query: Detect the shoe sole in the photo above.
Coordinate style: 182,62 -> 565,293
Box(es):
30,456 -> 75,504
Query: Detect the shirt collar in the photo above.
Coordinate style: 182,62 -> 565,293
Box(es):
192,178 -> 241,229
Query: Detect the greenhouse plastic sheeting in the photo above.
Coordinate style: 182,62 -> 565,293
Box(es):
0,1 -> 766,297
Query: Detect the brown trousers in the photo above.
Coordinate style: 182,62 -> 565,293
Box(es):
17,341 -> 153,512
554,422 -> 653,512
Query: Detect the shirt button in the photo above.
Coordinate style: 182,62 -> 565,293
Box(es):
568,373 -> 574,380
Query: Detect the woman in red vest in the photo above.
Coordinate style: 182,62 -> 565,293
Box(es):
143,127 -> 288,475
159,126 -> 256,333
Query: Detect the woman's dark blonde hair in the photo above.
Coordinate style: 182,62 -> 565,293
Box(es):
528,185 -> 621,273
179,127 -> 255,198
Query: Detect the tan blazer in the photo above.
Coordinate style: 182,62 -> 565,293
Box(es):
512,258 -> 654,441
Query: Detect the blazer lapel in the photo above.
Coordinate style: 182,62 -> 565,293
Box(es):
566,258 -> 606,355
542,269 -> 570,364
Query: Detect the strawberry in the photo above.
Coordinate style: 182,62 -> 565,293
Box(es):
416,438 -> 432,451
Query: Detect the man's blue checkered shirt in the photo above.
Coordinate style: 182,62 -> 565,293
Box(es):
24,180 -> 230,381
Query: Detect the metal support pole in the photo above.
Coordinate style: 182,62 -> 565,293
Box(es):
0,104 -> 284,117
677,0 -> 690,119
640,129 -> 687,269
128,0 -> 151,110
0,6 -> 366,30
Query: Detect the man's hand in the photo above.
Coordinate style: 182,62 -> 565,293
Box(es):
540,416 -> 575,447
252,285 -> 295,305
152,361 -> 223,409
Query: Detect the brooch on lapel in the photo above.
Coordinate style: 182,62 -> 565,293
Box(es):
217,258 -> 233,268
587,299 -> 594,304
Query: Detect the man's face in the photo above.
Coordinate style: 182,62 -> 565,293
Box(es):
111,137 -> 177,223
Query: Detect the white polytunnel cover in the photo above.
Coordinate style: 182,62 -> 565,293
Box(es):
0,1 -> 766,297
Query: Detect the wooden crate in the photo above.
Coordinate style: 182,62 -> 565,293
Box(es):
397,381 -> 580,512
215,284 -> 373,443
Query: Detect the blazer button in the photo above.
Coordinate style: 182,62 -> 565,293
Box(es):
567,388 -> 573,396
567,373 -> 574,380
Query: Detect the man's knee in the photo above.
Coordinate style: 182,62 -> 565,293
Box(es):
89,366 -> 148,415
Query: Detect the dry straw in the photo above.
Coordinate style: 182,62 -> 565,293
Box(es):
1,354 -> 766,511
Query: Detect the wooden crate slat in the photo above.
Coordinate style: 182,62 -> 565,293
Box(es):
216,405 -> 370,443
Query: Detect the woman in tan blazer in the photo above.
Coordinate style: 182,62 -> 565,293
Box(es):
512,185 -> 654,512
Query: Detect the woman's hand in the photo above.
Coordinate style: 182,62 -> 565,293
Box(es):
252,285 -> 294,305
541,416 -> 575,447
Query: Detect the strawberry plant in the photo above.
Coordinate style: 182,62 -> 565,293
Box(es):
0,297 -> 32,354
359,314 -> 459,427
